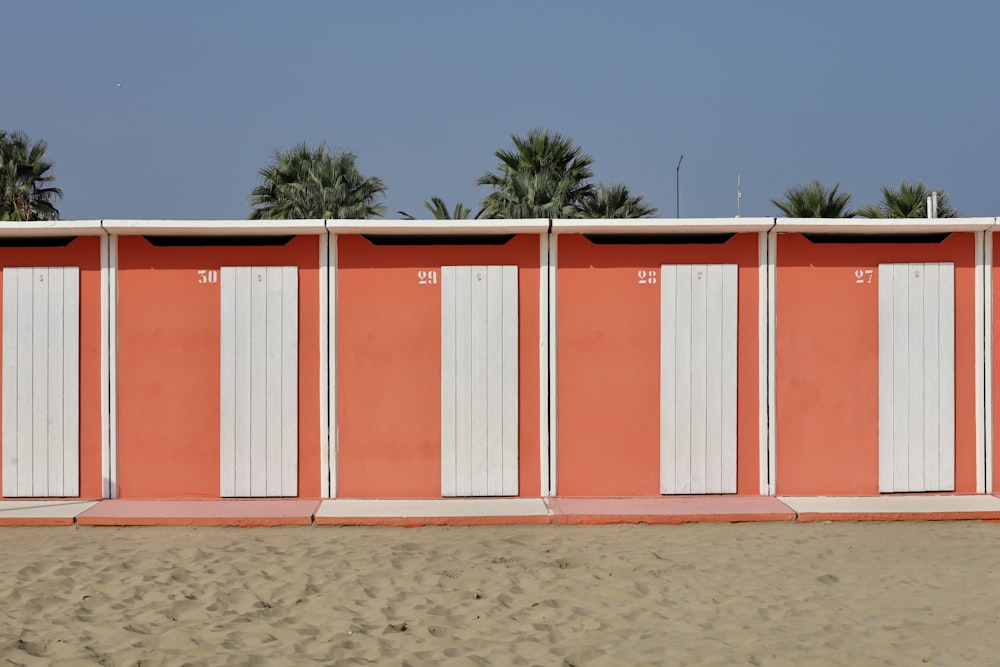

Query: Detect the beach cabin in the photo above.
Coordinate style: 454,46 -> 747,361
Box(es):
0,221 -> 106,499
773,218 -> 991,495
331,220 -> 547,499
108,220 -> 326,498
552,218 -> 771,497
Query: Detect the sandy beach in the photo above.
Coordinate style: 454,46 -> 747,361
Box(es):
0,521 -> 998,666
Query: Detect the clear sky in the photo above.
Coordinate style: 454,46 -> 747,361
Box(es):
5,0 -> 999,220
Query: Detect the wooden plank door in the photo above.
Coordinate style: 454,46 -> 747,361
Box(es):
2,267 -> 80,497
220,266 -> 298,497
878,262 -> 955,492
441,265 -> 519,496
660,264 -> 738,494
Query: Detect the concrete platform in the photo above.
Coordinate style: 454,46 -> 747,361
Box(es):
315,498 -> 552,526
548,496 -> 796,525
0,500 -> 99,526
780,495 -> 1000,522
4,495 -> 1000,527
76,499 -> 321,526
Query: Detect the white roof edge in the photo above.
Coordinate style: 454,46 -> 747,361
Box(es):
552,217 -> 775,233
0,220 -> 106,237
327,219 -> 549,234
776,217 -> 994,233
987,217 -> 1000,231
100,219 -> 328,235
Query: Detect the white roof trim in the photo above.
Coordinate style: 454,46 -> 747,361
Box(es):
552,217 -> 774,233
327,219 -> 549,234
0,220 -> 105,237
100,219 -> 327,235
776,217 -> 994,233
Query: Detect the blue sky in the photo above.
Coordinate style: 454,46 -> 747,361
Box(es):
5,1 -> 998,220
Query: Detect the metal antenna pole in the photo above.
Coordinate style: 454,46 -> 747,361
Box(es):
676,154 -> 684,218
737,174 -> 742,218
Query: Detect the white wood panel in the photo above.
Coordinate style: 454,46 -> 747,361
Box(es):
440,266 -> 457,497
453,266 -> 473,496
469,266 -> 489,493
280,266 -> 298,494
500,265 -> 519,496
220,266 -> 298,497
721,265 -> 739,490
661,264 -> 738,494
441,265 -> 519,496
938,264 -> 956,488
233,267 -> 253,495
264,268 -> 283,496
659,265 -> 678,493
249,267 -> 267,495
486,266 -> 504,496
878,262 -> 955,492
2,267 -> 80,497
219,267 -> 237,496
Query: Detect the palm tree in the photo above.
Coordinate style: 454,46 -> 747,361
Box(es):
577,183 -> 657,218
398,196 -> 478,220
0,130 -> 63,221
477,129 -> 596,219
771,181 -> 854,218
855,181 -> 958,218
249,143 -> 387,219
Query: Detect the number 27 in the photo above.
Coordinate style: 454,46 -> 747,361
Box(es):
855,269 -> 874,284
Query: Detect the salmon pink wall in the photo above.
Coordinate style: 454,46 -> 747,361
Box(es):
336,234 -> 541,498
0,237 -> 104,498
776,232 -> 977,495
993,234 -> 1000,488
116,235 -> 321,498
556,233 -> 761,496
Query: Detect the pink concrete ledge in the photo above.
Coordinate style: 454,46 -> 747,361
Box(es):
783,495 -> 1000,523
317,515 -> 552,527
315,498 -> 551,526
0,500 -> 99,526
76,499 -> 321,527
548,496 -> 796,525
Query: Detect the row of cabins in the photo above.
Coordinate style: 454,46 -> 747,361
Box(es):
1,216 -> 996,501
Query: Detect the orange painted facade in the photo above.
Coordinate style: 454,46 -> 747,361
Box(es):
993,234 -> 1000,488
116,235 -> 321,499
336,234 -> 541,498
556,233 -> 762,496
0,237 -> 104,499
775,232 -> 977,495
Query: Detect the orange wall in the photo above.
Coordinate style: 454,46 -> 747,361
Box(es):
993,235 -> 1000,488
0,237 -> 104,499
336,234 -> 541,498
116,235 -> 321,498
556,234 -> 761,496
776,232 -> 977,495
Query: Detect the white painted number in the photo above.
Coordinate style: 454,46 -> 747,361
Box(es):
638,269 -> 658,285
417,270 -> 438,285
854,269 -> 874,284
197,269 -> 219,284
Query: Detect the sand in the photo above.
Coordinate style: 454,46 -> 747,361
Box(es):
0,521 -> 998,666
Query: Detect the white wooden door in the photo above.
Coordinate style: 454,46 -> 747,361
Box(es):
2,267 -> 80,497
660,264 -> 738,494
878,262 -> 955,492
441,265 -> 519,496
220,266 -> 298,497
